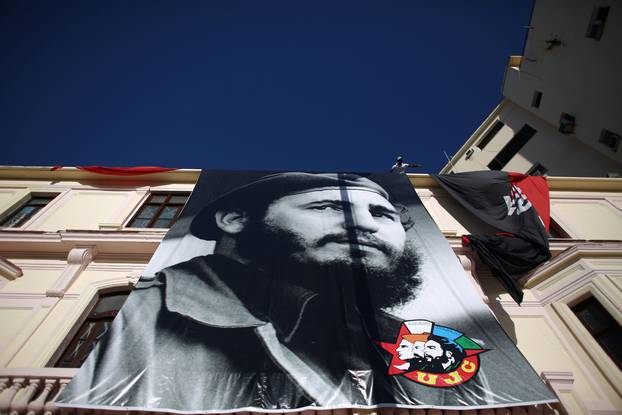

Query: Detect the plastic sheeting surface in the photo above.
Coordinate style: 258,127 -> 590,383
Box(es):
57,170 -> 557,413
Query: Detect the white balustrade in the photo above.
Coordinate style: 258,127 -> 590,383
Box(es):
0,368 -> 563,415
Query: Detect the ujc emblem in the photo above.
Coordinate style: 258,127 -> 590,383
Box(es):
376,320 -> 487,388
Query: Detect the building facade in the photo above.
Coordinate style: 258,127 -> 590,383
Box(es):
0,166 -> 620,414
441,0 -> 622,177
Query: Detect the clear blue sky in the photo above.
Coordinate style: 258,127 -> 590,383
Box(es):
1,1 -> 532,173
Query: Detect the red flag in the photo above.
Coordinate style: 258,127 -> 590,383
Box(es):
436,171 -> 551,304
51,166 -> 177,175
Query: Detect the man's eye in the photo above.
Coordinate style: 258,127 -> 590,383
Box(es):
371,211 -> 396,220
311,204 -> 343,211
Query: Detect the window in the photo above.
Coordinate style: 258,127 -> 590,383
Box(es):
477,120 -> 505,150
548,218 -> 569,238
586,6 -> 610,40
571,297 -> 622,370
559,113 -> 576,134
0,194 -> 58,228
531,91 -> 543,108
527,162 -> 548,176
128,193 -> 190,228
599,129 -> 621,152
55,291 -> 130,368
487,124 -> 537,170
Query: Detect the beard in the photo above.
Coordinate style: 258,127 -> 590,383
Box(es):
424,354 -> 451,373
236,219 -> 422,310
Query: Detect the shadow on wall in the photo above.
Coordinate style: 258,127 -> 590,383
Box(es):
474,259 -> 519,345
429,187 -> 498,235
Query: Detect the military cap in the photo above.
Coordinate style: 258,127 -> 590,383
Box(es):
190,172 -> 390,240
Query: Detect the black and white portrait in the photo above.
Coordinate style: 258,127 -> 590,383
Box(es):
58,170 -> 556,413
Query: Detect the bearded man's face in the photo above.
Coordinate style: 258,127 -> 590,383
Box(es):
237,188 -> 421,308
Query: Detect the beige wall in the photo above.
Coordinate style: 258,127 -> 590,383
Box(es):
0,169 -> 197,369
445,101 -> 622,177
442,0 -> 622,177
507,0 -> 622,164
413,175 -> 622,414
1,169 -> 621,415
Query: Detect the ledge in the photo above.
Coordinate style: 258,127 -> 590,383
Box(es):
0,230 -> 166,257
0,166 -> 200,184
410,173 -> 622,192
523,241 -> 622,288
0,257 -> 23,280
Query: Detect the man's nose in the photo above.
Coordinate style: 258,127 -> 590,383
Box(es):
345,208 -> 380,233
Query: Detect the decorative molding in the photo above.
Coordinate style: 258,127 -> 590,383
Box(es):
0,368 -> 78,378
552,295 -> 622,396
541,371 -> 574,389
46,247 -> 96,297
0,229 -> 165,258
0,189 -> 30,225
458,254 -> 489,303
0,293 -> 79,300
98,222 -> 122,230
0,258 -> 22,280
20,189 -> 72,230
40,276 -> 137,367
523,242 -> 622,289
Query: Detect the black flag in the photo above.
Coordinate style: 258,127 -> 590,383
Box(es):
436,171 -> 551,304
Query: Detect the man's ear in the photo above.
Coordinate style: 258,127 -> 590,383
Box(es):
214,210 -> 249,235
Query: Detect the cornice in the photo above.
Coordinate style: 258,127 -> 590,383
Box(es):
523,242 -> 622,288
0,230 -> 165,257
0,166 -> 200,184
409,174 -> 622,192
0,166 -> 620,193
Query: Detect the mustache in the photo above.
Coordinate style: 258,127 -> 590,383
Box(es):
315,233 -> 393,255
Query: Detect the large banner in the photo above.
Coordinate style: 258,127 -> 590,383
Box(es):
57,170 -> 556,412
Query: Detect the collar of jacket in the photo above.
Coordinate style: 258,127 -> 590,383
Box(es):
160,254 -> 318,335
162,255 -> 268,328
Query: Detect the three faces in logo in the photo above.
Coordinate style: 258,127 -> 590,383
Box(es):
395,333 -> 466,374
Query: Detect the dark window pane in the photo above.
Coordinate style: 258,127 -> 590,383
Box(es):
159,206 -> 179,220
576,308 -> 610,333
127,192 -> 190,229
586,6 -> 610,40
149,195 -> 167,203
94,321 -> 112,341
169,195 -> 189,204
1,207 -> 35,227
572,297 -> 622,370
55,291 -> 130,368
93,293 -> 129,315
531,91 -> 542,108
599,129 -> 621,152
130,218 -> 150,228
2,206 -> 39,227
488,124 -> 537,170
527,163 -> 548,176
29,197 -> 54,206
136,205 -> 159,220
600,331 -> 622,353
79,322 -> 96,340
153,219 -> 171,228
548,219 -> 569,239
477,121 -> 504,150
1,194 -> 58,228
